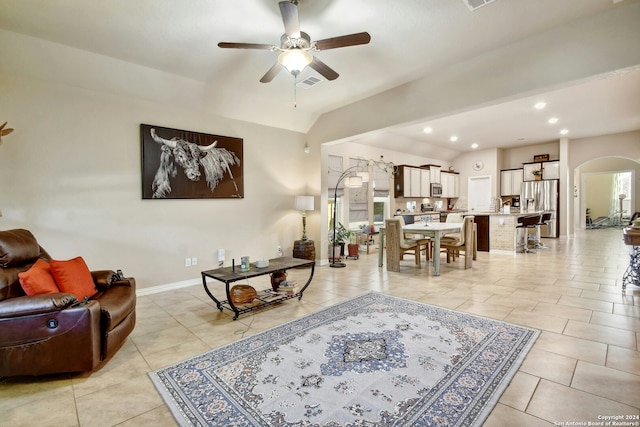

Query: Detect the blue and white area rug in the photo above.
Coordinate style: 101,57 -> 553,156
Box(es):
149,293 -> 539,426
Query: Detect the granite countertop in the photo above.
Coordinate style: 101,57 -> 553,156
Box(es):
471,211 -> 543,217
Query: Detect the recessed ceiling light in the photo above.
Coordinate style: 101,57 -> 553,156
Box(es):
423,126 -> 433,134
534,102 -> 547,110
548,117 -> 558,124
471,143 -> 478,149
450,136 -> 458,142
560,129 -> 569,135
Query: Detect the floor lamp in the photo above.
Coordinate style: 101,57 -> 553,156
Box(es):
330,156 -> 395,268
331,168 -> 363,268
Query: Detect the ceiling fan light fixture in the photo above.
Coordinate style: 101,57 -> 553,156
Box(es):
278,49 -> 313,75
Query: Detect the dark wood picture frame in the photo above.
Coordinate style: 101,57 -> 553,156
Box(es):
141,124 -> 243,199
533,154 -> 550,162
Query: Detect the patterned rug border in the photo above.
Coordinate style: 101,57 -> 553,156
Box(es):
149,292 -> 539,426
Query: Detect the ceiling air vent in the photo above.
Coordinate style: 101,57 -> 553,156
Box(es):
463,0 -> 497,11
296,76 -> 323,89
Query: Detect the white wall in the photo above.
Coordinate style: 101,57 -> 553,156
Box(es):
0,73 -> 319,289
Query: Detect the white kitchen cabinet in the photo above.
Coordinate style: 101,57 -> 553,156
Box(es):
500,169 -> 523,196
543,161 -> 559,180
429,166 -> 441,184
523,163 -> 542,181
394,166 -> 423,198
420,169 -> 431,198
452,173 -> 460,197
441,172 -> 460,198
410,167 -> 421,197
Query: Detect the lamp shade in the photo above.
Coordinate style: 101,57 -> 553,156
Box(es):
278,49 -> 313,74
357,172 -> 370,183
345,176 -> 363,188
295,195 -> 314,211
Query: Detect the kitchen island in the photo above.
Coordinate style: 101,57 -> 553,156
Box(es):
471,211 -> 543,254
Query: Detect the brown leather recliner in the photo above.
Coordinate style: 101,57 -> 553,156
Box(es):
0,229 -> 136,377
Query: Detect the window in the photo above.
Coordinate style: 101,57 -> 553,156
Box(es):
373,198 -> 389,224
610,171 -> 633,221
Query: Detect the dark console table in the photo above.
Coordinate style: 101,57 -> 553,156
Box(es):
201,256 -> 315,320
622,228 -> 640,290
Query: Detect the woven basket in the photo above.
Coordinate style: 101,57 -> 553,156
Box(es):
229,285 -> 257,304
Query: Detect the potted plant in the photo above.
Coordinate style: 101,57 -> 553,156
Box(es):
329,222 -> 348,259
531,168 -> 542,180
344,228 -> 359,259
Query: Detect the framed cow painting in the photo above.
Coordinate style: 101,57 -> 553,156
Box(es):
140,124 -> 244,199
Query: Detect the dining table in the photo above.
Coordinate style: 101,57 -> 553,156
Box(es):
378,221 -> 472,276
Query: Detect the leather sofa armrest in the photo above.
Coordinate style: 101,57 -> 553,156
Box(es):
0,293 -> 79,318
90,271 -> 135,291
111,277 -> 136,289
91,270 -> 118,291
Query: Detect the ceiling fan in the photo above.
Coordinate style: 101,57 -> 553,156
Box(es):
218,0 -> 371,83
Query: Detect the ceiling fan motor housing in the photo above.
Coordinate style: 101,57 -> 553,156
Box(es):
280,32 -> 311,50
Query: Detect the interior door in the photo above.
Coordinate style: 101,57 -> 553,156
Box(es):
468,176 -> 492,213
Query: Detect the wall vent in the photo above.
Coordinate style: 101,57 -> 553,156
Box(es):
296,75 -> 322,89
463,0 -> 497,11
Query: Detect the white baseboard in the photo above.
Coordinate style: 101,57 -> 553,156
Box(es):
136,278 -> 201,296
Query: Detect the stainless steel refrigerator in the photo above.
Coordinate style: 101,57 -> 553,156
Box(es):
521,179 -> 559,238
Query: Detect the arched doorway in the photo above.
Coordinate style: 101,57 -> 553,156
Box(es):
575,156 -> 639,231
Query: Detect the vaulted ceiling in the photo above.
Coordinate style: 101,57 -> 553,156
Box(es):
1,0 -> 638,160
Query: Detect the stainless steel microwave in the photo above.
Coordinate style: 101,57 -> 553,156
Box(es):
430,183 -> 443,197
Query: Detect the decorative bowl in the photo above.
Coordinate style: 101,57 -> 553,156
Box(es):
229,285 -> 257,304
256,260 -> 269,268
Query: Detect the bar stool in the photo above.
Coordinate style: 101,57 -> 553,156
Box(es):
531,213 -> 552,249
516,216 -> 538,253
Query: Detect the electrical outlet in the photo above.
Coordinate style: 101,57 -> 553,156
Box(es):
191,257 -> 198,266
184,258 -> 191,267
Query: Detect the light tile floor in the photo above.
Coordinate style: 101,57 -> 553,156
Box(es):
1,228 -> 639,426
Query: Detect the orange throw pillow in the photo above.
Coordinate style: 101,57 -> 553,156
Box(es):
18,258 -> 60,295
50,256 -> 97,301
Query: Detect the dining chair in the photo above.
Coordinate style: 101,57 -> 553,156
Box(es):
384,218 -> 422,272
398,216 -> 432,261
440,215 -> 475,268
442,212 -> 463,240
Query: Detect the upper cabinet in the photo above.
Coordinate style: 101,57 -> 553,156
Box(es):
395,165 -> 424,198
429,166 -> 441,184
420,169 -> 431,197
523,160 -> 560,181
500,169 -> 523,196
441,171 -> 459,198
543,161 -> 559,180
395,165 -> 456,198
523,162 -> 542,181
409,167 -> 421,197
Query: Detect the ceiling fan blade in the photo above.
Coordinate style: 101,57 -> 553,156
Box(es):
314,32 -> 371,50
279,1 -> 300,39
309,57 -> 339,81
218,42 -> 274,50
260,62 -> 283,83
